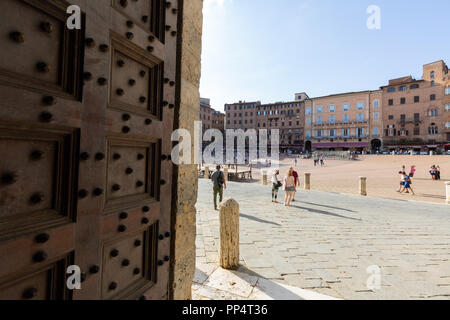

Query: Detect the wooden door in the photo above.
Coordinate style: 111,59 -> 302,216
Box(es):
0,0 -> 179,300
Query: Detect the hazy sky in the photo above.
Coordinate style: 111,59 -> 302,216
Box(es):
200,0 -> 450,112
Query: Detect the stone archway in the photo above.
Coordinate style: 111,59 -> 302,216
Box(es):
305,141 -> 312,153
371,139 -> 382,152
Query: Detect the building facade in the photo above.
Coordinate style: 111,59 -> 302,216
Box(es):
306,90 -> 382,152
223,60 -> 449,153
212,111 -> 225,132
381,61 -> 448,151
200,97 -> 213,130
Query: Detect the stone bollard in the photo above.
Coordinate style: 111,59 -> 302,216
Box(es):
359,177 -> 367,196
219,198 -> 240,270
410,150 -> 414,156
446,182 -> 450,205
262,170 -> 268,185
224,168 -> 228,181
430,150 -> 434,156
392,151 -> 395,156
205,167 -> 210,179
304,173 -> 311,190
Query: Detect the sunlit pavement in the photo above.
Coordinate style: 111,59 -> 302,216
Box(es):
194,179 -> 450,300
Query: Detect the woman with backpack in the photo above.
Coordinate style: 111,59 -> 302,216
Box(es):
271,169 -> 282,203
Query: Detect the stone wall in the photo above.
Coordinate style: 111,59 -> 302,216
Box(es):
170,0 -> 203,300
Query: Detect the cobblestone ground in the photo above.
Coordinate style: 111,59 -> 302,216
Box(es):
195,178 -> 450,300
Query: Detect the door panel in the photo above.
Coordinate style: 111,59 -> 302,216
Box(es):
0,0 -> 178,300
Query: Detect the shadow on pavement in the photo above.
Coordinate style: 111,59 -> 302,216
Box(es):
240,213 -> 281,227
234,265 -> 306,300
296,201 -> 357,213
290,205 -> 362,221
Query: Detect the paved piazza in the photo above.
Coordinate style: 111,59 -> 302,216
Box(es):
194,178 -> 450,300
246,155 -> 450,204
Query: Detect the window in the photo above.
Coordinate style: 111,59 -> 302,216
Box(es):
430,94 -> 436,101
306,117 -> 311,125
373,100 -> 379,109
429,109 -> 438,117
388,115 -> 394,120
431,81 -> 435,87
356,102 -> 365,110
414,127 -> 420,135
446,122 -> 450,129
356,113 -> 365,122
329,115 -> 336,124
316,130 -> 322,137
373,112 -> 379,120
373,127 -> 379,136
399,86 -> 407,92
430,71 -> 435,79
306,130 -> 311,138
305,108 -> 312,115
446,103 -> 450,111
414,96 -> 420,103
343,128 -> 349,137
342,103 -> 350,111
410,84 -> 419,89
388,99 -> 394,106
446,87 -> 450,95
329,129 -> 336,137
316,116 -> 323,124
400,97 -> 406,104
428,126 -> 438,135
328,105 -> 336,112
316,106 -> 323,113
387,88 -> 396,93
342,114 -> 349,123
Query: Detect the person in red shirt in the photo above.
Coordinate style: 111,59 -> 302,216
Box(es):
289,166 -> 299,202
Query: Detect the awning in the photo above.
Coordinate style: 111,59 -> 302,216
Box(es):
312,142 -> 369,149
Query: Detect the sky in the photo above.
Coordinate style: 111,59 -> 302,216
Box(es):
200,0 -> 450,112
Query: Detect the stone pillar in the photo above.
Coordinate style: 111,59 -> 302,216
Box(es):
410,150 -> 414,156
205,167 -> 210,179
262,170 -> 268,185
392,151 -> 395,156
446,182 -> 450,205
359,177 -> 367,196
304,173 -> 311,190
219,199 -> 240,270
170,0 -> 204,301
430,150 -> 434,156
224,168 -> 228,182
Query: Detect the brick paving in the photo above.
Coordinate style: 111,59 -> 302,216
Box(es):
248,155 -> 450,204
194,178 -> 450,300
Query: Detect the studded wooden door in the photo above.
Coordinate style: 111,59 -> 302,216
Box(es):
0,0 -> 179,300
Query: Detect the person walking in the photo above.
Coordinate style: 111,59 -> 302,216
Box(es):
271,169 -> 282,203
396,171 -> 406,193
400,173 -> 415,195
290,166 -> 299,202
320,154 -> 325,167
283,170 -> 296,206
409,165 -> 416,178
435,165 -> 441,180
211,165 -> 226,210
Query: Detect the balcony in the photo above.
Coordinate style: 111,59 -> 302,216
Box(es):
397,118 -> 423,124
313,120 -> 368,127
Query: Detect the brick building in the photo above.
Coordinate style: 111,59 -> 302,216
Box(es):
200,97 -> 213,131
381,61 -> 448,152
223,60 -> 449,153
305,90 -> 382,152
212,111 -> 225,132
